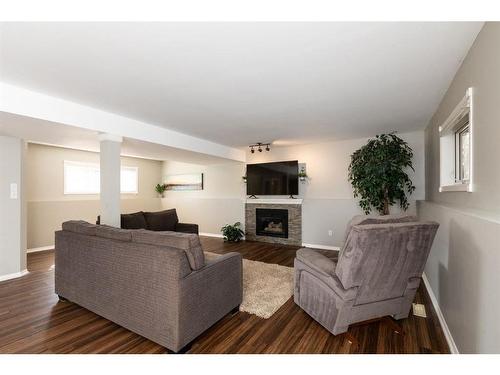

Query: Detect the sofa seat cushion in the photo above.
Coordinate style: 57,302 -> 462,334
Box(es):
95,225 -> 132,242
132,230 -> 205,270
62,220 -> 97,236
296,248 -> 336,277
121,212 -> 148,229
143,209 -> 178,231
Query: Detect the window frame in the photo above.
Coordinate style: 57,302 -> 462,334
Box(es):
455,122 -> 470,183
439,87 -> 473,193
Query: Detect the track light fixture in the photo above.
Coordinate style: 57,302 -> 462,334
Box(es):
249,142 -> 271,153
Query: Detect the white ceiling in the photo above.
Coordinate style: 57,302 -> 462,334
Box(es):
0,22 -> 483,147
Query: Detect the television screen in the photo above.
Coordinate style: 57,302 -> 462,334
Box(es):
246,161 -> 299,196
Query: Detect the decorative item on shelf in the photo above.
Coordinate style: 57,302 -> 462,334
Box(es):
298,167 -> 308,183
221,222 -> 245,242
155,183 -> 167,198
249,142 -> 271,154
348,132 -> 415,215
242,175 -> 247,183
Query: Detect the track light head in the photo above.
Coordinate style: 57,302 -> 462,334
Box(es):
251,147 -> 255,153
266,145 -> 270,151
258,147 -> 262,152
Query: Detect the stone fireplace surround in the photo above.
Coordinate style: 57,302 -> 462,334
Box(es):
245,199 -> 302,246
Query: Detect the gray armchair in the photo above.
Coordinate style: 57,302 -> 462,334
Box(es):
294,215 -> 438,335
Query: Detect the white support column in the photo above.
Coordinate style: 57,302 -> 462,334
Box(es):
99,133 -> 122,227
0,136 -> 27,280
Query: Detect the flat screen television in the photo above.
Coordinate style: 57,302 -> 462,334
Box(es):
246,160 -> 299,196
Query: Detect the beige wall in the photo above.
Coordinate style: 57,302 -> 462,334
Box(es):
26,143 -> 163,248
160,161 -> 246,235
161,130 -> 424,247
419,22 -> 500,353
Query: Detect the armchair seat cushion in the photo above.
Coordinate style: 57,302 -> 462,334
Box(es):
296,248 -> 336,277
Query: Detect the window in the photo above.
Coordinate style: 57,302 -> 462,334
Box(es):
120,166 -> 139,194
456,122 -> 470,183
64,161 -> 138,195
439,88 -> 473,192
64,161 -> 100,194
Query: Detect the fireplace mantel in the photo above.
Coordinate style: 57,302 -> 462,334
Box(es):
245,198 -> 303,205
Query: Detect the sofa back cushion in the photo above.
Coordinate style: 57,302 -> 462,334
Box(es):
131,230 -> 205,270
143,209 -> 178,231
121,212 -> 148,230
62,220 -> 97,236
95,225 -> 132,242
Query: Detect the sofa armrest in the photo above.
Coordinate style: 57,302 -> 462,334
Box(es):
176,252 -> 242,350
295,249 -> 357,302
175,222 -> 199,234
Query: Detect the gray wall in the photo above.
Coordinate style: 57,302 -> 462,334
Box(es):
419,22 -> 500,353
0,136 -> 26,278
26,143 -> 163,248
161,130 -> 425,247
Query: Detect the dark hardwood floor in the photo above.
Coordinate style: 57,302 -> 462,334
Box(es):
0,237 -> 450,354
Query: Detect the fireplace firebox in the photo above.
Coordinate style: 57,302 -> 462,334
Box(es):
256,208 -> 288,238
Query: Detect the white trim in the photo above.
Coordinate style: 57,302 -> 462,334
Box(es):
27,245 -> 54,253
422,273 -> 459,354
439,87 -> 472,135
199,232 -> 224,238
302,243 -> 340,251
0,269 -> 29,282
439,183 -> 471,193
246,198 -> 303,205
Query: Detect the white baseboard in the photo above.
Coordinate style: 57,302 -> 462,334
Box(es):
199,232 -> 224,238
0,269 -> 29,282
302,243 -> 340,251
27,245 -> 54,253
422,273 -> 459,354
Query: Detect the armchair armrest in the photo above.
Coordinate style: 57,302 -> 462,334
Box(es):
175,222 -> 199,234
295,248 -> 357,301
296,248 -> 336,276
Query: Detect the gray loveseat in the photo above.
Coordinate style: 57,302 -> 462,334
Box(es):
55,221 -> 242,352
294,215 -> 438,335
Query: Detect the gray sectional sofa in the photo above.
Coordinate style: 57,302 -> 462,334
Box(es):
294,214 -> 438,335
55,220 -> 242,353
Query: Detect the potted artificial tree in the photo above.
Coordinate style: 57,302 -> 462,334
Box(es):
348,133 -> 415,215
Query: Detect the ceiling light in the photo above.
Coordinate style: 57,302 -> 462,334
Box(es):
249,142 -> 271,154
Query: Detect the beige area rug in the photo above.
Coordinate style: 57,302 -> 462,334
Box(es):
205,252 -> 294,319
